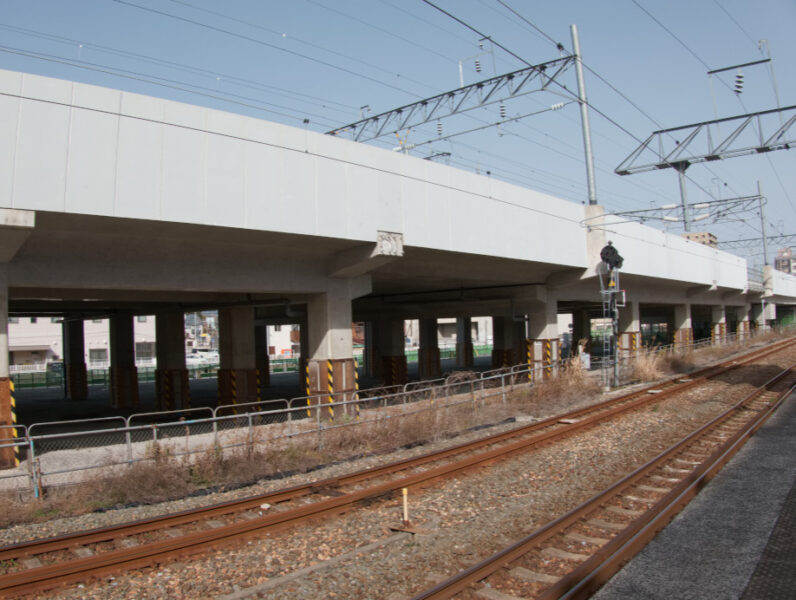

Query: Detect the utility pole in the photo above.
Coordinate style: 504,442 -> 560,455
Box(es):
571,24 -> 597,205
758,181 -> 769,265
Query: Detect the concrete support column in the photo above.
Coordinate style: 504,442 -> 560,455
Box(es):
155,310 -> 190,411
618,301 -> 641,359
418,317 -> 441,379
377,318 -> 407,386
254,324 -> 270,389
298,316 -> 309,392
363,321 -> 378,378
63,319 -> 88,401
1,265 -> 18,469
711,305 -> 727,345
110,311 -> 139,409
526,300 -> 559,379
455,316 -> 474,369
1,211 -> 33,469
491,316 -> 524,368
305,284 -> 361,421
673,303 -> 693,350
733,306 -> 751,341
218,306 -> 258,408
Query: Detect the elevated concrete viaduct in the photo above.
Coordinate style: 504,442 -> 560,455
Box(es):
1,69 -> 795,468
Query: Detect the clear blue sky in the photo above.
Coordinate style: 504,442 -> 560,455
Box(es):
1,0 -> 794,265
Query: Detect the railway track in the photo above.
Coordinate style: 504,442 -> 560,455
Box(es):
0,337 -> 793,597
410,363 -> 796,600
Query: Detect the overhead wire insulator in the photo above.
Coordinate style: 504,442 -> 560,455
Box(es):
474,59 -> 481,73
499,103 -> 506,118
436,121 -> 443,135
551,102 -> 565,110
734,72 -> 744,94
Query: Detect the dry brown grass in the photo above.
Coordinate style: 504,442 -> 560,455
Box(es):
631,348 -> 664,382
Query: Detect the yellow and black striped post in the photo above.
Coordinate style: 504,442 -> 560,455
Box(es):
10,380 -> 19,467
544,339 -> 552,378
230,369 -> 238,414
326,360 -> 335,421
305,363 -> 312,417
526,339 -> 533,382
353,358 -> 361,420
256,368 -> 261,404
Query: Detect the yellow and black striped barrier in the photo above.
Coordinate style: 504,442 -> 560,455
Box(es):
526,339 -> 533,382
327,360 -> 335,421
305,363 -> 312,417
353,358 -> 361,420
544,339 -> 552,378
230,370 -> 238,414
10,380 -> 19,467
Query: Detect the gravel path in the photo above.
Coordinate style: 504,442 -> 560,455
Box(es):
29,344 -> 794,600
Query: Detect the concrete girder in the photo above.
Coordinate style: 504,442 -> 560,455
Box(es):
328,232 -> 403,278
0,209 -> 35,263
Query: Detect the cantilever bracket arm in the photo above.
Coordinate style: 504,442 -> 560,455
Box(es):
326,55 -> 575,142
615,105 -> 796,175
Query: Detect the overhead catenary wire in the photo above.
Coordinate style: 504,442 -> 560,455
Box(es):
111,0 -> 427,98
0,45 -> 341,127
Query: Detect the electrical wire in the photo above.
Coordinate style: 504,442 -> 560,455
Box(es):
111,0 -> 427,97
165,0 -> 441,94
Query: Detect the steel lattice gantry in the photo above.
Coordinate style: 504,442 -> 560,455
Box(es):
615,105 -> 796,175
718,234 -> 796,251
326,55 -> 575,142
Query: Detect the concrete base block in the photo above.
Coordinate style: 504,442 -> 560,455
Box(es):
0,378 -> 19,469
527,338 -> 560,379
155,368 -> 191,411
674,328 -> 693,350
217,368 -> 259,408
619,331 -> 640,360
381,355 -> 408,386
109,366 -> 139,409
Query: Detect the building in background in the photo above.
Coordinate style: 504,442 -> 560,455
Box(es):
681,232 -> 718,248
774,248 -> 795,274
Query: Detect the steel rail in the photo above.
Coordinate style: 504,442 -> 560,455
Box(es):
3,337 -> 790,564
410,364 -> 795,600
0,338 -> 793,596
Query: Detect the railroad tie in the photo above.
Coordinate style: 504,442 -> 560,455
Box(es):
21,558 -> 43,570
565,531 -> 610,545
606,505 -> 643,518
623,495 -> 653,504
650,475 -> 680,484
71,547 -> 94,559
474,588 -> 526,600
509,567 -> 559,584
588,518 -> 626,531
638,484 -> 671,494
542,546 -> 590,561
